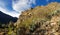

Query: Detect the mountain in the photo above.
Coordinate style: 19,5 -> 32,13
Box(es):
0,11 -> 18,24
15,2 -> 60,35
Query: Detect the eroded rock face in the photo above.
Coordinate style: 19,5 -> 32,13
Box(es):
15,2 -> 60,35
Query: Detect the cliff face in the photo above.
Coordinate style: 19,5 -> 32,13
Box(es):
15,2 -> 60,35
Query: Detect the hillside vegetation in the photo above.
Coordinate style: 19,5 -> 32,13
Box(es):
15,2 -> 60,35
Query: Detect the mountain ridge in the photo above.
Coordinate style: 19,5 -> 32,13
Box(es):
0,11 -> 18,24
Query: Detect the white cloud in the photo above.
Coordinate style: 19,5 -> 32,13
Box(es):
0,0 -> 20,18
12,0 -> 36,13
0,0 -> 36,18
0,7 -> 20,18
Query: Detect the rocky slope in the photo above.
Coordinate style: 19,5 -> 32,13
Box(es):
14,2 -> 60,35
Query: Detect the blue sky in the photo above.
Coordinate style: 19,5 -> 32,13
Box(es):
0,0 -> 12,10
0,0 -> 60,18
